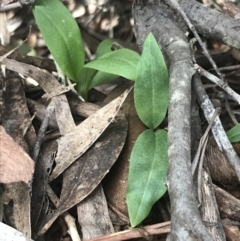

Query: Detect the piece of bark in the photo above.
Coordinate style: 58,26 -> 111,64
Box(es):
214,185 -> 240,222
1,77 -> 36,241
77,185 -> 114,240
200,169 -> 226,240
222,218 -> 240,241
133,1 -> 213,240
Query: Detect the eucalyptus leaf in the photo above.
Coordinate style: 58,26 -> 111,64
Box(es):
227,123 -> 240,142
126,129 -> 168,227
84,49 -> 140,81
134,33 -> 169,129
33,0 -> 85,81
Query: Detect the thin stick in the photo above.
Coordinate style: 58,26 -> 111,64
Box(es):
165,0 -> 222,78
193,73 -> 240,182
196,64 -> 240,105
197,136 -> 208,205
225,96 -> 238,125
191,108 -> 221,175
33,102 -> 55,162
83,222 -> 171,241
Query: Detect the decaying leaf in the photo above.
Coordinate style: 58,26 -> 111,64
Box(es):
49,86 -> 132,181
38,112 -> 128,235
0,125 -> 34,184
31,140 -> 57,234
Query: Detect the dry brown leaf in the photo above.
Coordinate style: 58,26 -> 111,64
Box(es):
0,125 -> 34,184
38,112 -> 128,235
49,86 -> 132,181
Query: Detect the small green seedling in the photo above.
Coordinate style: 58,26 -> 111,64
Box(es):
126,33 -> 169,227
33,0 -> 139,99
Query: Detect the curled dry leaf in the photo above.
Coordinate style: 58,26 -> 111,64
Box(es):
0,125 -> 34,184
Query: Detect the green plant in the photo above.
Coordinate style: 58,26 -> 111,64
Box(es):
126,33 -> 169,227
33,0 -> 139,99
33,0 -> 169,228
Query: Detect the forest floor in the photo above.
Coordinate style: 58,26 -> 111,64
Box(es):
1,0 -> 240,241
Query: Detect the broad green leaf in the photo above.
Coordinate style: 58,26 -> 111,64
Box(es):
77,39 -> 118,93
227,123 -> 240,142
134,33 -> 169,129
76,68 -> 98,100
84,49 -> 140,81
126,129 -> 168,227
96,39 -> 115,59
33,0 -> 85,81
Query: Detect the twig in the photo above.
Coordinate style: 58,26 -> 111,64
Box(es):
191,107 -> 221,175
164,0 -> 222,78
197,136 -> 208,205
33,102 -> 55,161
193,73 -> 240,181
195,64 -> 240,105
83,222 -> 171,241
218,65 -> 240,72
225,95 -> 238,125
107,202 -> 129,224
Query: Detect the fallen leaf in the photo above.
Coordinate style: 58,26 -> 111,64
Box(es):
38,112 -> 128,235
0,125 -> 34,184
49,86 -> 132,181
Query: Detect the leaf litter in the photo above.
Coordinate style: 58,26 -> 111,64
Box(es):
49,86 -> 133,181
39,111 -> 128,235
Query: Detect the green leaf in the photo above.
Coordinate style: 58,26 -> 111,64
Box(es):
89,71 -> 118,89
126,129 -> 168,227
33,0 -> 85,81
96,39 -> 115,59
76,68 -> 98,100
134,33 -> 169,129
76,67 -> 118,99
227,123 -> 240,142
84,49 -> 140,81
